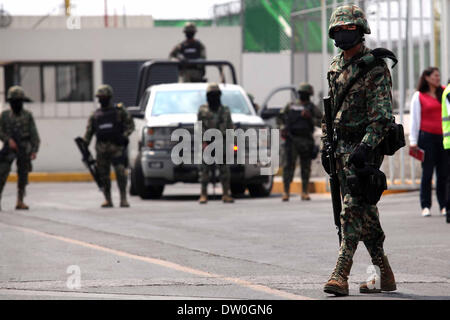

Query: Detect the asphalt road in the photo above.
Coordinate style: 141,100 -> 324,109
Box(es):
0,182 -> 449,300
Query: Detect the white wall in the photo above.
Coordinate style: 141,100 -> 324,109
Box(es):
0,26 -> 242,87
242,52 -> 291,108
0,26 -> 242,172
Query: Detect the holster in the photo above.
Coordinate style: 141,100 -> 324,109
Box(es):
347,165 -> 387,205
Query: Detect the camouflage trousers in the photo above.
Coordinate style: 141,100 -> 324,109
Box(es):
180,68 -> 205,83
96,143 -> 128,198
0,155 -> 31,198
200,164 -> 231,195
283,135 -> 314,193
336,154 -> 386,264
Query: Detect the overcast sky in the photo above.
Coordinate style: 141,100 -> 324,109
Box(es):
0,0 -> 235,19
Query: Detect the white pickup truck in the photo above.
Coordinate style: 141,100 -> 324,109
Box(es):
128,81 -> 274,199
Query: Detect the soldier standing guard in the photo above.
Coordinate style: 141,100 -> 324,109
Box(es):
321,5 -> 397,296
197,83 -> 234,204
169,22 -> 207,83
84,85 -> 135,208
278,83 -> 322,201
0,86 -> 40,210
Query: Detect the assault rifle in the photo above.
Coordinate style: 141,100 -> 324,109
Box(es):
74,137 -> 104,191
323,97 -> 342,246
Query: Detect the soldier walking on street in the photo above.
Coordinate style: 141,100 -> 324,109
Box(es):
197,83 -> 234,204
321,5 -> 397,296
169,22 -> 207,83
84,85 -> 135,208
0,86 -> 40,210
278,83 -> 322,201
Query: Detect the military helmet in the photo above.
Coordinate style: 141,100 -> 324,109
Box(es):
206,83 -> 221,94
329,5 -> 371,39
95,84 -> 113,98
184,22 -> 197,33
298,82 -> 314,95
7,85 -> 26,101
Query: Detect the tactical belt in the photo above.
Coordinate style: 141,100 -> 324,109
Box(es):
289,128 -> 313,136
336,129 -> 365,143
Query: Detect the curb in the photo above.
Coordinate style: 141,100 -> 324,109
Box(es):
6,172 -> 116,183
7,173 -> 415,196
271,178 -> 417,196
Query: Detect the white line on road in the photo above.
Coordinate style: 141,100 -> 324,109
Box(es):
0,222 -> 313,300
0,289 -> 216,300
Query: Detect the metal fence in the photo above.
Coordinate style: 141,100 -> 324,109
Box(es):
291,0 -> 450,189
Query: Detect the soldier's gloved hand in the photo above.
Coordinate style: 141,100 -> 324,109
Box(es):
118,135 -> 129,146
349,143 -> 371,169
301,109 -> 311,119
321,146 -> 331,175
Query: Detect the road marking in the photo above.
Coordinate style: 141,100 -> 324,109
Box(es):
0,289 -> 213,300
0,222 -> 313,300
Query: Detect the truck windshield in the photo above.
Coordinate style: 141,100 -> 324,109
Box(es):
151,90 -> 252,116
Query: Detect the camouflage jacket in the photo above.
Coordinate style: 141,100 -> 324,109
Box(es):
197,104 -> 234,136
0,109 -> 40,155
84,103 -> 135,147
321,45 -> 393,155
277,100 -> 323,134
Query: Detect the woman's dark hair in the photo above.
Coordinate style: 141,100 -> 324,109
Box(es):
417,67 -> 443,101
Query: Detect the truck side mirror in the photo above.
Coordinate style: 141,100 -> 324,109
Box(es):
127,106 -> 145,119
260,107 -> 281,120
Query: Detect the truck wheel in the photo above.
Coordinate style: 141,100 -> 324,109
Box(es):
135,153 -> 164,199
230,184 -> 246,197
248,175 -> 273,198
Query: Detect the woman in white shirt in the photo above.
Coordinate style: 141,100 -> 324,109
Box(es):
409,67 -> 446,217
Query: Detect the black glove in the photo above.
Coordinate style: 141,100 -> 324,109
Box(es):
349,143 -> 371,169
117,135 -> 129,146
321,144 -> 332,175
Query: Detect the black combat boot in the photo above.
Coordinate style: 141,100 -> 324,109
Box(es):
16,189 -> 29,210
101,190 -> 113,208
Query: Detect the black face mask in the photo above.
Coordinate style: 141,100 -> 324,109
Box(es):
333,29 -> 362,51
185,32 -> 195,40
207,93 -> 221,111
9,99 -> 24,115
299,92 -> 311,102
98,96 -> 111,108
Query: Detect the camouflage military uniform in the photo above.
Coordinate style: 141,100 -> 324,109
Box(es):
197,83 -> 234,203
0,86 -> 40,210
322,5 -> 396,295
278,84 -> 322,200
84,85 -> 135,207
169,22 -> 206,83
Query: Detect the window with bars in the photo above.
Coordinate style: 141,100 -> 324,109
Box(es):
4,62 -> 93,102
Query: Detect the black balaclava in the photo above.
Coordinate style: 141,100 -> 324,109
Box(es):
333,29 -> 363,51
185,31 -> 195,40
10,99 -> 24,115
98,96 -> 111,109
298,91 -> 311,102
207,92 -> 221,111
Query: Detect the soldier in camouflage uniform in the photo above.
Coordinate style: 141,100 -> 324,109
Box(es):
169,22 -> 207,83
0,86 -> 40,210
278,83 -> 322,201
197,83 -> 234,204
321,5 -> 396,296
84,85 -> 135,208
